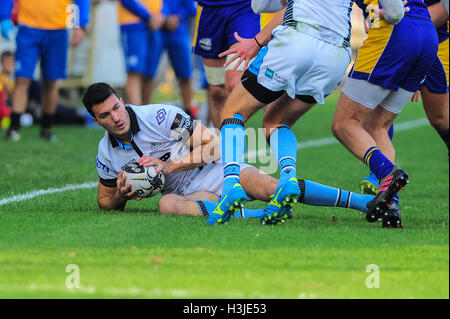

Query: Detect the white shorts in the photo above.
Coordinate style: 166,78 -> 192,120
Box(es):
342,77 -> 414,114
180,162 -> 252,197
250,25 -> 351,104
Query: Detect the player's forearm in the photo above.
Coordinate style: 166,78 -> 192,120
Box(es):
428,1 -> 449,28
98,193 -> 127,211
254,7 -> 286,47
167,141 -> 220,175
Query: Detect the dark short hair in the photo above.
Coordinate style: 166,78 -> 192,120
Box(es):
82,82 -> 118,117
1,50 -> 13,63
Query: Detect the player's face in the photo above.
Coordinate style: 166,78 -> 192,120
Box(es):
92,94 -> 130,137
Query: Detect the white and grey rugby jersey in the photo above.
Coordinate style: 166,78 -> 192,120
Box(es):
283,0 -> 354,47
95,104 -> 199,195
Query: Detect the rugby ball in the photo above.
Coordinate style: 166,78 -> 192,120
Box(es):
122,162 -> 165,198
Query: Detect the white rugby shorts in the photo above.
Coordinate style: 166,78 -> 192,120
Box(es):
250,25 -> 351,104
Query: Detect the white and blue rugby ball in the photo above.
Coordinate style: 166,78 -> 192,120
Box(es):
122,162 -> 165,198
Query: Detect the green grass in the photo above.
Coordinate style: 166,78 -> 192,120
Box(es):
0,91 -> 448,298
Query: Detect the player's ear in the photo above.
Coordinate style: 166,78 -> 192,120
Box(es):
120,97 -> 125,106
92,116 -> 101,127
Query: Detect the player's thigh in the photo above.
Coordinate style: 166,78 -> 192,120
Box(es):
166,35 -> 193,79
40,29 -> 69,80
144,30 -> 163,78
363,104 -> 398,133
333,90 -> 375,129
14,26 -> 42,79
120,27 -> 147,75
158,193 -> 206,215
421,86 -> 449,124
221,81 -> 265,122
184,191 -> 220,202
240,165 -> 277,201
263,93 -> 315,129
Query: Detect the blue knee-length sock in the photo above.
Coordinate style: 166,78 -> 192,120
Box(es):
195,200 -> 264,218
299,179 -> 373,213
269,124 -> 297,185
221,114 -> 245,195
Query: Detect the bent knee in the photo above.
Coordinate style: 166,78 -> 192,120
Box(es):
158,194 -> 182,214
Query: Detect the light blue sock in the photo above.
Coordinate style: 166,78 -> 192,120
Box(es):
195,200 -> 264,218
270,124 -> 297,185
299,180 -> 373,213
221,114 -> 245,195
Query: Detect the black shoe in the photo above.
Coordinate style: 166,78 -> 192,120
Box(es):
40,128 -> 56,142
382,201 -> 403,228
366,166 -> 409,223
5,128 -> 20,141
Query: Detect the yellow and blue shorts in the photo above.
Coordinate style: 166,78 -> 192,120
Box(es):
192,2 -> 260,59
348,16 -> 438,92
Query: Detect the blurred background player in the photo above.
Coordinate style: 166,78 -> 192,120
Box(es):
359,0 -> 449,195
118,0 -> 165,106
192,0 -> 261,128
0,0 -> 90,141
119,0 -> 196,117
332,0 -> 438,227
160,0 -> 197,117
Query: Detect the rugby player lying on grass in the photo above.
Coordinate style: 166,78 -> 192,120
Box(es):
82,82 -> 375,224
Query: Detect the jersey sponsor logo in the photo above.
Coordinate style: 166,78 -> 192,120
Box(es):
156,108 -> 167,125
199,38 -> 212,51
265,68 -> 274,79
96,156 -> 110,173
170,113 -> 194,141
148,142 -> 167,154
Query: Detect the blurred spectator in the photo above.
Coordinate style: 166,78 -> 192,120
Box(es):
118,0 -> 197,116
0,50 -> 14,97
118,0 -> 165,105
160,0 -> 197,117
0,0 -> 90,142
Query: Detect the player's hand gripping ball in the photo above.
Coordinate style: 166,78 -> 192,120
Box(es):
122,161 -> 165,198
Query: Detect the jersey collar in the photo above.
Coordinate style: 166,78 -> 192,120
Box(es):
108,106 -> 141,149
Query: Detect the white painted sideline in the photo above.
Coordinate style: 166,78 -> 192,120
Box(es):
0,182 -> 97,207
0,118 -> 429,207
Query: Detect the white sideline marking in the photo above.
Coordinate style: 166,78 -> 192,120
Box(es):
0,182 -> 97,207
0,118 -> 429,207
0,283 -> 281,298
246,118 -> 429,158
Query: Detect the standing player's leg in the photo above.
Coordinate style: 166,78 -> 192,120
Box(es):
422,86 -> 449,154
40,79 -> 58,141
206,82 -> 266,225
420,41 -> 449,155
142,30 -> 163,105
165,32 -> 194,115
5,26 -> 39,141
39,28 -> 69,141
359,124 -> 394,195
332,82 -> 410,225
261,94 -> 315,222
120,26 -> 147,105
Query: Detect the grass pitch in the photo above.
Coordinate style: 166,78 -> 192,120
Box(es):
0,92 -> 448,299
